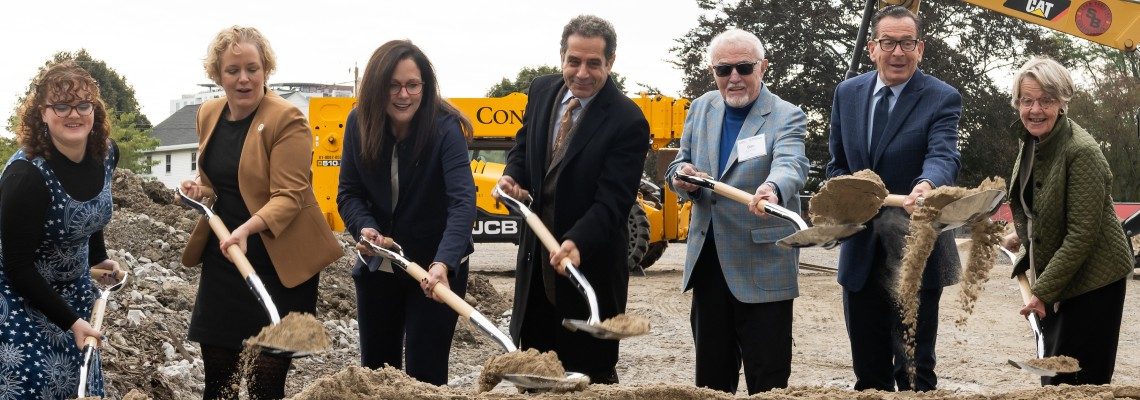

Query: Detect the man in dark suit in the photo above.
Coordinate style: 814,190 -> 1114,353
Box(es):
825,6 -> 962,392
495,14 -> 649,384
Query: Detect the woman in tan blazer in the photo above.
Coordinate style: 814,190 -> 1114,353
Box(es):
179,26 -> 341,400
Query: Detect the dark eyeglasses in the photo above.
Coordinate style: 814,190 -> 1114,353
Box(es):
712,62 -> 759,77
44,102 -> 95,117
873,38 -> 920,52
389,81 -> 424,96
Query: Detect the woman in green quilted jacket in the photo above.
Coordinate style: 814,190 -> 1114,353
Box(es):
1000,56 -> 1133,386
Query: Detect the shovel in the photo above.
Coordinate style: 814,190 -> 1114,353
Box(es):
77,267 -> 129,398
176,188 -> 306,357
834,176 -> 1006,231
358,240 -> 588,391
1005,268 -> 1061,377
673,173 -> 863,249
492,187 -> 646,340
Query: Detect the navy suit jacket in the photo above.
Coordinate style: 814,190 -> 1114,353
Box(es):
337,110 -> 476,274
825,69 -> 962,292
503,74 -> 649,341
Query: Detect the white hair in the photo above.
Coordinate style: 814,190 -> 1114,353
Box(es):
707,28 -> 766,65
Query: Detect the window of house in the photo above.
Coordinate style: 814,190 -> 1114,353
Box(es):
165,154 -> 172,174
191,152 -> 197,171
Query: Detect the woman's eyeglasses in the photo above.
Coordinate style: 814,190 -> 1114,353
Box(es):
44,102 -> 95,117
390,81 -> 424,96
713,62 -> 759,77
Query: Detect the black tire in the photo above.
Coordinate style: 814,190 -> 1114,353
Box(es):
627,205 -> 650,273
639,241 -> 668,269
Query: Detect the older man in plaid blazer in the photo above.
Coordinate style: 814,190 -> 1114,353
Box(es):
666,29 -> 809,395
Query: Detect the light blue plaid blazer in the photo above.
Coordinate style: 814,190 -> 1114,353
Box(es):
666,85 -> 809,303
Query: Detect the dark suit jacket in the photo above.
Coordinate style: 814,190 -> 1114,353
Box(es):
825,70 -> 962,292
337,110 -> 476,272
182,90 -> 342,288
503,74 -> 649,340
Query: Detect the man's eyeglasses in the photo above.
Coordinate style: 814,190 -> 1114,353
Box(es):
389,81 -> 424,96
1018,96 -> 1059,110
713,62 -> 759,77
44,102 -> 95,117
873,38 -> 920,52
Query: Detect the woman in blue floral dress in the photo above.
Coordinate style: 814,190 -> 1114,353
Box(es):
0,60 -> 120,399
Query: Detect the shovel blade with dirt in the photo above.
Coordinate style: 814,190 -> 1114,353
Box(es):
673,173 -> 862,248
1006,268 -> 1062,377
176,188 -> 313,358
493,187 -> 649,340
838,174 -> 1005,231
77,268 -> 129,398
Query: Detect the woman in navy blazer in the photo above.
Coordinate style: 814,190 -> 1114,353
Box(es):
336,40 -> 476,385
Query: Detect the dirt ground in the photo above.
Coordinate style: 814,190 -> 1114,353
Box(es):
96,169 -> 1140,399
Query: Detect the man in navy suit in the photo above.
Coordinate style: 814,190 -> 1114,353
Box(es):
496,15 -> 649,384
825,5 -> 962,391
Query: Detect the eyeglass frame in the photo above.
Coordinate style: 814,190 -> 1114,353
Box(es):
389,81 -> 425,96
1017,96 -> 1060,110
871,38 -> 921,52
43,102 -> 95,118
711,61 -> 760,78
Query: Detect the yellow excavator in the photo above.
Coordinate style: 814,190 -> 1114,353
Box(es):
308,93 -> 691,272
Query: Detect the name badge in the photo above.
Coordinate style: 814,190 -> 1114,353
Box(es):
736,134 -> 767,161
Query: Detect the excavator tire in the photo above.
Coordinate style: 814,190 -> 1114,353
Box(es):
626,205 -> 650,273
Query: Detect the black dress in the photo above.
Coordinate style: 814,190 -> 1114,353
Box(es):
187,110 -> 320,349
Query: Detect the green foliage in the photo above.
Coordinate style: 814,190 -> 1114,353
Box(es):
485,65 -> 628,97
109,110 -> 159,173
1066,48 -> 1140,202
0,136 -> 18,163
670,0 -> 1099,192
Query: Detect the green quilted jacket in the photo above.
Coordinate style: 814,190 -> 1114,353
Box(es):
1009,117 -> 1132,304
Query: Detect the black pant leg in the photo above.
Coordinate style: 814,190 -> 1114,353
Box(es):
737,298 -> 793,394
893,287 -> 942,391
1042,278 -> 1126,386
843,280 -> 895,391
690,234 -> 741,393
354,267 -> 407,370
404,264 -> 470,385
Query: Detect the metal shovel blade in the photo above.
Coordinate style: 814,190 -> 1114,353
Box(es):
502,372 -> 590,391
778,224 -> 865,249
1007,359 -> 1058,377
560,318 -> 637,340
935,189 -> 1006,231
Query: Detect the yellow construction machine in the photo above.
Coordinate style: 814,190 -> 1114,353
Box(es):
309,93 -> 691,272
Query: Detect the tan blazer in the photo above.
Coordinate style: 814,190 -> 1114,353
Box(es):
180,90 -> 342,288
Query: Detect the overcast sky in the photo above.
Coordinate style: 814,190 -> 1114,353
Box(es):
0,0 -> 709,135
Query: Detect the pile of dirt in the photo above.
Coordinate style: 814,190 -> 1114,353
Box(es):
599,313 -> 651,336
1026,356 -> 1081,374
478,348 -> 567,392
248,312 -> 330,353
808,169 -> 888,226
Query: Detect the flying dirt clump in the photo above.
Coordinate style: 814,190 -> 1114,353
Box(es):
1026,355 -> 1081,374
955,177 -> 1007,325
478,348 -> 568,393
248,312 -> 330,353
809,169 -> 888,226
599,313 -> 651,336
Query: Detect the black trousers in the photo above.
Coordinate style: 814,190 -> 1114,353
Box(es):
1040,277 -> 1126,386
353,262 -> 468,385
518,263 -> 621,384
689,234 -> 794,395
843,276 -> 942,392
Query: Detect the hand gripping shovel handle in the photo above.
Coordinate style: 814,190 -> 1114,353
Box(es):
78,270 -> 127,398
1015,272 -> 1046,358
492,187 -> 602,325
674,173 -> 808,230
177,188 -> 281,325
360,241 -> 517,353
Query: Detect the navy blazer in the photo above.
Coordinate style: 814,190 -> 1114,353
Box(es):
337,110 -> 476,273
825,69 -> 962,292
503,74 -> 650,340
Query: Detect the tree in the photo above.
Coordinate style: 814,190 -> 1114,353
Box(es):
1066,47 -> 1140,202
485,65 -> 628,97
671,0 -> 1083,192
109,111 -> 160,173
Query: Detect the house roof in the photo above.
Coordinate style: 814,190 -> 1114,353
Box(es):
151,104 -> 199,147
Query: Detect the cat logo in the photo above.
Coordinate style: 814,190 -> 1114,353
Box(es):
1002,0 -> 1071,21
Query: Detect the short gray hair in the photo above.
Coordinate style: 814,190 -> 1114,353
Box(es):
1010,56 -> 1074,112
707,29 -> 766,65
560,15 -> 617,62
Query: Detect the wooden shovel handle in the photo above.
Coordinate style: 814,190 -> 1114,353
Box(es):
400,259 -> 476,319
83,297 -> 107,348
883,194 -> 907,207
708,181 -> 756,206
1016,272 -> 1034,305
206,217 -> 257,280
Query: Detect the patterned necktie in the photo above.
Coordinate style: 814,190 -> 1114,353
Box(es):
553,97 -> 581,157
869,87 -> 892,154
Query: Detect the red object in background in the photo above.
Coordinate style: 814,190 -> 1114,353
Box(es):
990,203 -> 1140,223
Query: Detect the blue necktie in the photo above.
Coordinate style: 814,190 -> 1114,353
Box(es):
870,87 -> 893,154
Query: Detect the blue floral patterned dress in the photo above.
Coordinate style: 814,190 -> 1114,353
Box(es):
0,147 -> 113,400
